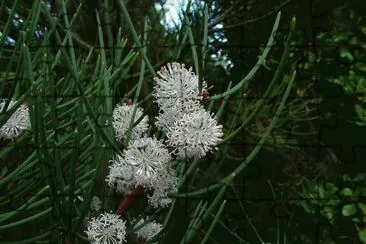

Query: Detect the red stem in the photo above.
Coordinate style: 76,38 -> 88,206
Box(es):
116,185 -> 144,216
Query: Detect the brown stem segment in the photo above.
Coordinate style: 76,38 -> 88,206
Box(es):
116,185 -> 144,216
127,99 -> 133,106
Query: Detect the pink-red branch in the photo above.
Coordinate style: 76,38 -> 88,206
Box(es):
116,185 -> 144,216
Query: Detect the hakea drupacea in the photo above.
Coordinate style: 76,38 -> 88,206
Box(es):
85,212 -> 127,244
134,218 -> 163,242
86,63 -> 223,243
0,99 -> 31,140
112,101 -> 149,143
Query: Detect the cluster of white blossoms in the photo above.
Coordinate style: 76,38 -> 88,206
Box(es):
0,99 -> 31,140
112,102 -> 149,142
85,213 -> 126,244
108,104 -> 179,207
86,213 -> 163,244
89,63 -> 223,243
147,166 -> 178,208
153,63 -> 206,112
135,218 -> 163,241
154,62 -> 223,159
166,108 -> 224,159
106,136 -> 177,204
153,63 -> 207,133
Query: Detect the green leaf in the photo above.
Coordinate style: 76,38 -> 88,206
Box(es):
318,186 -> 325,198
301,201 -> 312,214
343,174 -> 351,181
323,206 -> 334,221
349,36 -> 359,45
361,26 -> 366,35
359,228 -> 366,243
325,182 -> 338,194
356,63 -> 366,72
356,78 -> 366,93
342,188 -> 353,197
342,204 -> 357,216
358,203 -> 366,215
333,33 -> 348,42
352,217 -> 360,223
355,104 -> 366,122
340,47 -> 354,61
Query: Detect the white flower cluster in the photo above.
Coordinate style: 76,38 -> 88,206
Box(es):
0,99 -> 31,140
86,213 -> 164,244
106,136 -> 177,206
85,213 -> 126,244
147,167 -> 178,208
112,103 -> 149,142
153,63 -> 207,132
135,218 -> 163,241
90,63 -> 224,243
153,62 -> 223,159
107,63 -> 223,208
166,108 -> 224,159
108,101 -> 178,208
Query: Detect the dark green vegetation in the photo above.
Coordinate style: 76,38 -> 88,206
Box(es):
0,0 -> 365,243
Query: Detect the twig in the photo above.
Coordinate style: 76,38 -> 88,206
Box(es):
116,185 -> 144,216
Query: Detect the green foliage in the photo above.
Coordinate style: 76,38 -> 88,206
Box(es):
297,173 -> 366,243
0,1 -> 297,243
314,8 -> 366,126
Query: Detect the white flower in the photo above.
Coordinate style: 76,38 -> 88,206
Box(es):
135,218 -> 163,241
153,63 -> 209,133
107,137 -> 172,190
0,99 -> 30,139
148,168 -> 178,208
123,137 -> 172,187
112,103 -> 149,142
106,154 -> 136,193
153,63 -> 207,106
85,212 -> 126,244
153,63 -> 207,110
166,108 -> 223,159
154,107 -> 181,133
